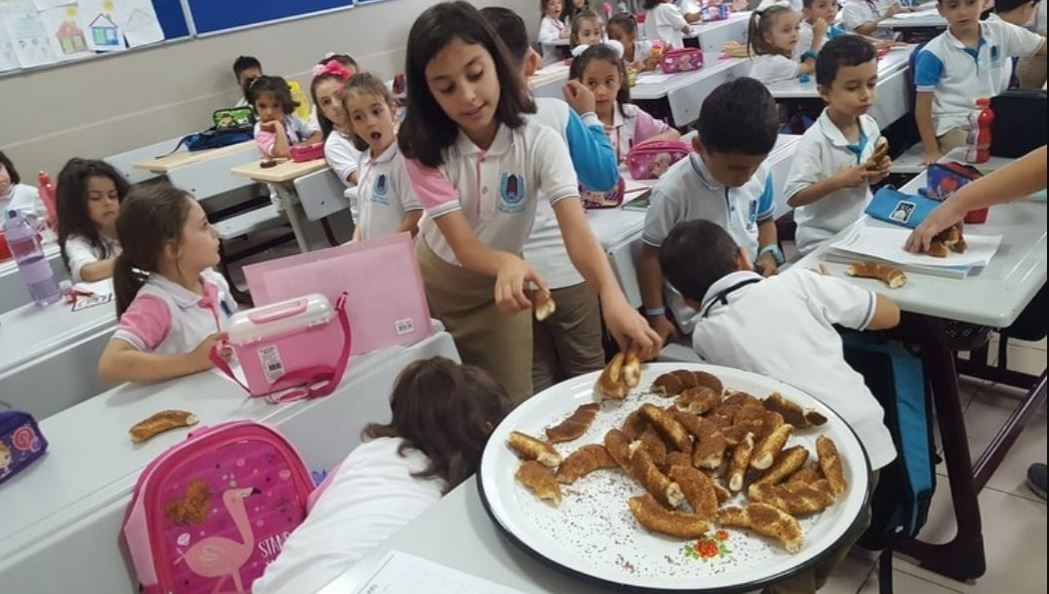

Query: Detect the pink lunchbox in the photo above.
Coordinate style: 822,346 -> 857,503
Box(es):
289,142 -> 324,162
627,139 -> 692,180
211,293 -> 351,402
659,48 -> 704,74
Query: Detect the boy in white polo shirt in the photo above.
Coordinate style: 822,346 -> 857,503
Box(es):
784,36 -> 893,255
990,0 -> 1048,89
660,218 -> 900,593
639,78 -> 782,342
914,0 -> 1047,164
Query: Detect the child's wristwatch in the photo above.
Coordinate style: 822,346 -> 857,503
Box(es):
758,244 -> 786,266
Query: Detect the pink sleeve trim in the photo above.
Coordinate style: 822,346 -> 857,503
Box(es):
115,295 -> 172,352
402,158 -> 461,212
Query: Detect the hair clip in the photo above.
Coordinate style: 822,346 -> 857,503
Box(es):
312,60 -> 353,80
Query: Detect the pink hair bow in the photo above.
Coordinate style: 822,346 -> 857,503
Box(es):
312,60 -> 353,80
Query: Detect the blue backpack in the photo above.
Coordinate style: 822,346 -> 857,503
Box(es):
164,106 -> 256,154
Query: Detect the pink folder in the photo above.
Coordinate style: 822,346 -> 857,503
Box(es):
243,233 -> 433,355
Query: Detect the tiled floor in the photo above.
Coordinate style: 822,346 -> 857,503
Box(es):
819,341 -> 1047,594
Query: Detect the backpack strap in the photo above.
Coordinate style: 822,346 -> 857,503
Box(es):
210,293 -> 352,403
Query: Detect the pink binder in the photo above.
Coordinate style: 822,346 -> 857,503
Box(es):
243,233 -> 433,355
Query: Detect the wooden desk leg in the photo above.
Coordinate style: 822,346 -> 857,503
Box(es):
972,371 -> 1047,491
896,315 -> 987,582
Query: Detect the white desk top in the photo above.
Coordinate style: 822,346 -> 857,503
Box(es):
0,240 -> 62,312
0,329 -> 458,584
632,53 -> 748,100
882,7 -> 946,29
132,140 -> 257,174
767,44 -> 915,99
793,173 -> 1047,328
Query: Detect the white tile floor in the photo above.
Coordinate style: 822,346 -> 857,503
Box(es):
819,340 -> 1047,594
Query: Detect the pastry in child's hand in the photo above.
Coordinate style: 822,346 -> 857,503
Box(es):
846,261 -> 907,289
630,442 -> 685,508
516,461 -> 562,505
628,493 -> 710,539
675,386 -> 720,415
529,289 -> 557,321
926,226 -> 966,258
748,480 -> 836,516
817,435 -> 847,497
556,444 -> 617,484
604,428 -> 633,472
866,137 -> 890,167
728,432 -> 755,492
640,403 -> 692,452
651,371 -> 686,397
129,410 -> 199,443
719,503 -> 804,553
545,403 -> 600,444
763,393 -> 827,428
622,346 -> 642,389
751,424 -> 793,470
507,431 -> 562,467
595,349 -> 641,400
754,445 -> 810,487
669,465 -> 719,521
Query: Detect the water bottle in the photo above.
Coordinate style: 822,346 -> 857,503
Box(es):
37,171 -> 58,230
3,210 -> 61,307
964,98 -> 994,165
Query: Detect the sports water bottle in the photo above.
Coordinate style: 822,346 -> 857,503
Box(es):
964,98 -> 994,165
3,210 -> 60,306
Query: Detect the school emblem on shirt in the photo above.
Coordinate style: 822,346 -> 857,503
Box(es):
498,172 -> 526,214
372,174 -> 390,205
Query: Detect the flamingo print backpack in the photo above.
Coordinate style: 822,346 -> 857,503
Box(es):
122,420 -> 314,594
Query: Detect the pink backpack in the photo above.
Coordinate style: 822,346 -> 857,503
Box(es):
123,420 -> 315,594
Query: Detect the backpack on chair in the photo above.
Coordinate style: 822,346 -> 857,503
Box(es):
842,332 -> 937,594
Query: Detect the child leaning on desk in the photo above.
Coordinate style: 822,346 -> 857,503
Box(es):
746,6 -> 818,84
661,218 -> 900,594
249,75 -> 323,159
97,184 -> 237,385
55,158 -> 129,283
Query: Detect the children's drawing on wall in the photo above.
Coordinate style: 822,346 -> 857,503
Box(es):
81,0 -> 124,52
120,0 -> 162,47
0,0 -> 61,68
40,4 -> 92,60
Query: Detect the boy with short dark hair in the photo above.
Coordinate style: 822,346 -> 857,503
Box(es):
914,0 -> 1046,164
660,217 -> 900,593
638,77 -> 781,341
783,35 -> 892,255
232,55 -> 263,107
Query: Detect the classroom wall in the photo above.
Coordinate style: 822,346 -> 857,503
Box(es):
0,0 -> 543,180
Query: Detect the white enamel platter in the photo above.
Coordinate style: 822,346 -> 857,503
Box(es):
478,363 -> 871,593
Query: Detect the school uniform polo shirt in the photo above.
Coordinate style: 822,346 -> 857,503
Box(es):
607,102 -> 671,164
642,153 -> 774,333
355,142 -> 422,242
64,233 -> 121,283
784,110 -> 882,254
914,20 -> 1045,135
692,269 -> 897,470
644,3 -> 690,49
324,131 -> 363,188
749,54 -> 802,84
411,121 -> 580,267
841,0 -> 893,39
795,19 -> 849,60
113,269 -> 237,355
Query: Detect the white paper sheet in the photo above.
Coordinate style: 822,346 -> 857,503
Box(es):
118,0 -> 162,47
890,7 -> 941,19
39,4 -> 92,60
344,551 -> 530,594
0,24 -> 20,72
79,0 -> 124,52
636,72 -> 671,84
32,0 -> 75,10
829,222 -> 1001,268
73,277 -> 114,296
1,0 -> 60,68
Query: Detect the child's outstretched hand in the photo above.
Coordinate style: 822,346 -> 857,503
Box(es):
495,256 -> 548,314
921,145 -> 944,167
190,332 -> 229,371
562,80 -> 597,116
603,296 -> 663,361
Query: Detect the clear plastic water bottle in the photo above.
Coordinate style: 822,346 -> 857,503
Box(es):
3,210 -> 61,307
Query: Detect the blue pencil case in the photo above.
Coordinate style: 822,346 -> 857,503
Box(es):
864,186 -> 942,229
0,409 -> 48,486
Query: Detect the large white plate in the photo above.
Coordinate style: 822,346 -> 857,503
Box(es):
478,363 -> 871,592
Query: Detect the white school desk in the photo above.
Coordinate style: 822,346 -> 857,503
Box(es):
881,6 -> 947,30
632,54 -> 751,127
0,240 -> 63,313
230,158 -> 330,253
529,62 -> 572,100
0,287 -> 117,419
596,134 -> 801,308
792,170 -> 1045,581
0,328 -> 458,594
767,44 -> 915,130
687,11 -> 752,53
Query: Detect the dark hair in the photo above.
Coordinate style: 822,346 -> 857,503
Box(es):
697,77 -> 778,155
642,0 -> 664,10
397,2 -> 535,168
311,58 -> 358,139
996,0 -> 1039,12
113,184 -> 194,316
248,75 -> 298,116
570,43 -> 630,117
0,150 -> 20,185
362,357 -> 511,492
55,158 -> 131,274
607,12 -> 639,37
232,55 -> 261,78
480,6 -> 530,64
540,0 -> 564,20
340,72 -> 398,152
816,35 -> 877,87
747,5 -> 795,57
570,10 -> 603,46
565,0 -> 592,21
659,219 -> 741,303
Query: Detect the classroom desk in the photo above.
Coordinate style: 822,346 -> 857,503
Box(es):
231,158 -> 330,253
767,45 -> 915,130
0,240 -> 63,313
881,7 -> 947,30
529,62 -> 572,99
0,328 -> 459,594
686,11 -> 752,53
0,284 -> 117,419
632,54 -> 751,127
793,173 -> 1047,582
131,140 -> 257,175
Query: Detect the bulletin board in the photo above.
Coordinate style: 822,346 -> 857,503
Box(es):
184,0 -> 353,37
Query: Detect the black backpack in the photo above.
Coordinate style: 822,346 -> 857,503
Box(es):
163,107 -> 256,154
990,90 -> 1047,158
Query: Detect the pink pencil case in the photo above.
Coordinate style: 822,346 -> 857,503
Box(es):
290,142 -> 324,162
659,48 -> 704,74
580,176 -> 625,209
627,139 -> 692,180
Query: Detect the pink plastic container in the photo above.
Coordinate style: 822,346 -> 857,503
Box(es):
627,139 -> 692,180
659,48 -> 704,73
289,142 -> 324,162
